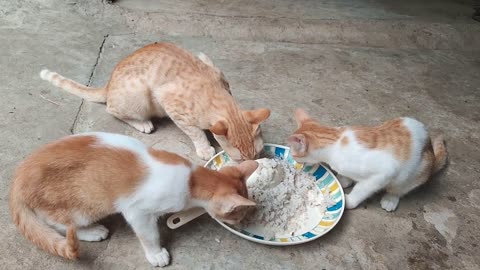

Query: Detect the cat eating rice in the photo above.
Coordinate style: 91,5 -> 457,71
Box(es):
230,158 -> 336,239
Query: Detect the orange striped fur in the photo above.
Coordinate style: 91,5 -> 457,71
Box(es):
40,42 -> 270,161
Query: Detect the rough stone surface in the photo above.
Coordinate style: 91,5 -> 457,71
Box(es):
1,0 -> 479,269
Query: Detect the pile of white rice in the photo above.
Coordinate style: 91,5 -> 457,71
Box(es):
226,158 -> 336,239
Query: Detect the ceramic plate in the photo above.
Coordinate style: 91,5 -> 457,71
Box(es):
204,143 -> 345,246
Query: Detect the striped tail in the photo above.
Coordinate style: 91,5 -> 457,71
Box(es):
9,192 -> 79,260
40,69 -> 106,103
432,135 -> 447,173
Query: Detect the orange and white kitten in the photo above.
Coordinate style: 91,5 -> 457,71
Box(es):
39,42 -> 270,161
9,132 -> 257,267
287,109 -> 447,212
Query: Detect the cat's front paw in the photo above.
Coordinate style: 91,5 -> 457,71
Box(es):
381,194 -> 400,212
196,146 -> 216,160
146,248 -> 170,267
345,194 -> 360,209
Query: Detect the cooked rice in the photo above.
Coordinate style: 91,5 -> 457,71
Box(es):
226,158 -> 335,239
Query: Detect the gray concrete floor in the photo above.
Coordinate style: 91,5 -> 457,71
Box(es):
1,0 -> 480,269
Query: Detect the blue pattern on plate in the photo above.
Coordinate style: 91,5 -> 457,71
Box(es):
313,166 -> 327,179
302,232 -> 316,238
317,174 -> 334,188
274,147 -> 286,158
253,235 -> 264,240
327,200 -> 343,211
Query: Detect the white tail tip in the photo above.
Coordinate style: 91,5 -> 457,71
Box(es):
197,52 -> 214,67
40,69 -> 51,80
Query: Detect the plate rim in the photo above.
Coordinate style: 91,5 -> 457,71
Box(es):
204,143 -> 346,246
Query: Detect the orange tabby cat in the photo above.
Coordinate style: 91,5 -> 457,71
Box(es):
287,109 -> 447,211
39,42 -> 270,161
9,132 -> 257,267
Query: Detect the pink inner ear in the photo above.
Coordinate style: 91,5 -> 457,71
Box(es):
287,135 -> 301,144
287,134 -> 306,153
287,134 -> 305,148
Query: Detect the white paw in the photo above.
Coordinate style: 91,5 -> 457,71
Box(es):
345,194 -> 360,209
146,248 -> 170,267
197,52 -> 214,67
40,69 -> 53,80
128,120 -> 154,134
196,146 -> 216,160
77,224 -> 109,242
381,194 -> 400,212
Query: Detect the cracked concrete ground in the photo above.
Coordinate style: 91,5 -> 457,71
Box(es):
1,0 -> 480,269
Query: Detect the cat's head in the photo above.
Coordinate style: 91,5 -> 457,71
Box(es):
287,109 -> 340,163
191,161 -> 258,224
210,109 -> 271,161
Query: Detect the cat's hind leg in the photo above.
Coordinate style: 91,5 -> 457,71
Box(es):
105,84 -> 155,133
121,119 -> 154,133
380,193 -> 400,212
381,151 -> 434,212
381,177 -> 426,212
76,224 -> 109,241
106,104 -> 154,134
43,218 -> 109,242
382,171 -> 431,212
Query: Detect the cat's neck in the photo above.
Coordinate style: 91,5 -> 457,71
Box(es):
309,144 -> 336,164
211,100 -> 245,125
187,166 -> 221,204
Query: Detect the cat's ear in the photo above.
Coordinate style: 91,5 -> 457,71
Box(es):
219,194 -> 256,215
210,120 -> 228,136
287,134 -> 308,156
244,108 -> 271,125
197,52 -> 215,67
294,108 -> 310,127
236,160 -> 259,179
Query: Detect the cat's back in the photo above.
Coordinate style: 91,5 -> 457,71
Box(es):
86,132 -> 148,153
12,133 -> 148,189
351,117 -> 427,161
400,117 -> 428,142
113,42 -> 211,77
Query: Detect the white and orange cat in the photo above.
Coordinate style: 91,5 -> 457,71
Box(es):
39,42 -> 270,161
9,132 -> 258,267
287,109 -> 447,211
